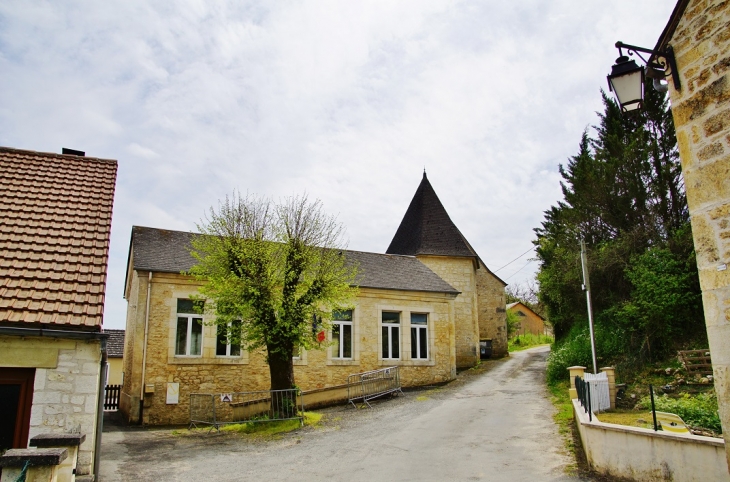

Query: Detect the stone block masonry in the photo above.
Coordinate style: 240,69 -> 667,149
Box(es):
666,0 -> 730,469
122,271 -> 457,425
0,335 -> 101,476
30,341 -> 101,476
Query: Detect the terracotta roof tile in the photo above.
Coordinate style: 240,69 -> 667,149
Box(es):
0,147 -> 117,329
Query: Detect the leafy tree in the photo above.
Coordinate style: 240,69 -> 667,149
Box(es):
536,86 -> 703,372
189,192 -> 358,393
505,309 -> 521,338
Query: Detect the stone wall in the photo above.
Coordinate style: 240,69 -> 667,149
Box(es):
476,267 -> 508,357
666,0 -> 730,467
416,256 -> 480,368
120,268 -> 144,424
123,270 -> 457,425
0,335 -> 101,476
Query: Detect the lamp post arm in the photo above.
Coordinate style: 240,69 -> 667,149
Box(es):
615,41 -> 681,91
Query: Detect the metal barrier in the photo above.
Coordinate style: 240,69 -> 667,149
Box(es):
347,366 -> 403,408
189,388 -> 304,433
575,375 -> 593,421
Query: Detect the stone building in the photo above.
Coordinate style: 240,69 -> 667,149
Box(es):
653,0 -> 730,468
119,174 -> 506,425
0,146 -> 117,478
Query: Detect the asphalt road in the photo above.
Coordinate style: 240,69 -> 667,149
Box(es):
100,346 -> 592,481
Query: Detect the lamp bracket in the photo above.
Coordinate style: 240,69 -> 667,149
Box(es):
615,41 -> 681,91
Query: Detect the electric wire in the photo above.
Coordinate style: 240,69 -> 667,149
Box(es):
494,246 -> 535,273
504,259 -> 536,281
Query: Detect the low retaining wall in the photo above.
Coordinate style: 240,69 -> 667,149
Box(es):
573,399 -> 729,481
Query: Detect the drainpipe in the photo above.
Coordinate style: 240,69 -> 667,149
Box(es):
93,336 -> 108,481
139,271 -> 152,424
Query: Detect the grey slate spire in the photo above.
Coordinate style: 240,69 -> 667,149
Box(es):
386,173 -> 478,258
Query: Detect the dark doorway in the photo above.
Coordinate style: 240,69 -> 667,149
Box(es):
0,368 -> 35,453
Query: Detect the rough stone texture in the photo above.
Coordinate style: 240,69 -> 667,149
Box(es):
29,432 -> 85,447
417,256 -> 480,368
31,341 -> 100,476
121,271 -> 457,425
0,336 -> 100,476
476,266 -> 508,357
0,448 -> 67,467
667,0 -> 730,468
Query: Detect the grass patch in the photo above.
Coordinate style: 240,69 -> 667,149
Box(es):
547,379 -> 578,475
509,333 -> 553,352
190,412 -> 323,437
595,410 -> 655,429
416,395 -> 429,401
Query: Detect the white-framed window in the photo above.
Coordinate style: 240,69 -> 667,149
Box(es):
331,310 -> 353,359
175,299 -> 203,356
410,313 -> 428,360
216,320 -> 241,357
381,311 -> 400,359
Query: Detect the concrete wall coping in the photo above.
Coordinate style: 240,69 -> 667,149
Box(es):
29,433 -> 87,447
0,448 -> 68,467
573,399 -> 724,448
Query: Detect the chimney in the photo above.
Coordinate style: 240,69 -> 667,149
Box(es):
62,148 -> 85,156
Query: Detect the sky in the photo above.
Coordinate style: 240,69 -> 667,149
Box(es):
0,1 -> 678,330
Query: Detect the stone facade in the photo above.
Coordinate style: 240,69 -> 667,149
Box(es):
418,256 -> 479,367
0,335 -> 101,476
476,265 -> 508,357
121,271 -> 457,425
663,0 -> 730,468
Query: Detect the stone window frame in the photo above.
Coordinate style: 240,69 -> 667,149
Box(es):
331,309 -> 354,360
327,306 -> 360,366
377,304 -> 436,367
167,289 -> 249,366
215,320 -> 242,358
175,300 -> 203,357
292,343 -> 308,366
410,312 -> 429,360
380,310 -> 401,360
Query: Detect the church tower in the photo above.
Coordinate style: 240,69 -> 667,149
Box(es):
387,173 -> 508,365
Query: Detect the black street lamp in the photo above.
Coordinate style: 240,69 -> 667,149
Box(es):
607,41 -> 681,112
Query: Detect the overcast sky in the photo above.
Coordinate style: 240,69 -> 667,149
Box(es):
0,1 -> 678,330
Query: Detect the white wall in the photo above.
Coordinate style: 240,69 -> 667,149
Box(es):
574,400 -> 729,481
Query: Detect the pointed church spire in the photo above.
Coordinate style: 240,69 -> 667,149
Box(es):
386,174 -> 478,258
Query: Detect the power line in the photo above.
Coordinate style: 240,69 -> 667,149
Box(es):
494,246 -> 535,273
504,259 -> 536,281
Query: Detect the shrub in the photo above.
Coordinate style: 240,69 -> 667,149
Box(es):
638,392 -> 721,433
546,322 -> 627,383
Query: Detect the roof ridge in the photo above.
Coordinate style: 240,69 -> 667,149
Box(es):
0,146 -> 118,164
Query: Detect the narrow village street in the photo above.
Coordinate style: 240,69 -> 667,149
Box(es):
100,346 -> 596,482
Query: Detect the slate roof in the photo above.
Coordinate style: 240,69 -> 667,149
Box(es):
0,147 -> 117,329
126,226 -> 459,295
103,329 -> 125,357
386,173 -> 479,258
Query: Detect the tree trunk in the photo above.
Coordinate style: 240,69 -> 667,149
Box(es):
267,346 -> 297,418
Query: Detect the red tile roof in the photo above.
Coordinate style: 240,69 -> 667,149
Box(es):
0,147 -> 117,329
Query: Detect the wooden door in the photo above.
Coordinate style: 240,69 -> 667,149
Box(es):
0,368 -> 35,452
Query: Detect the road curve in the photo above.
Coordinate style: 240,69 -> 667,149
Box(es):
101,346 -> 590,481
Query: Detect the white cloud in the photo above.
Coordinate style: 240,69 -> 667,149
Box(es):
0,0 -> 678,328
